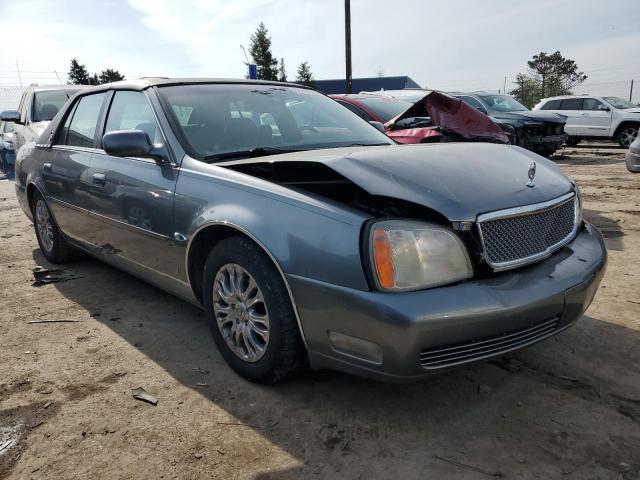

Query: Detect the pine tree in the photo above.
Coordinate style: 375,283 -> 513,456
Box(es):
98,68 -> 125,84
248,22 -> 278,81
278,58 -> 287,82
67,58 -> 90,85
88,73 -> 99,86
295,62 -> 315,88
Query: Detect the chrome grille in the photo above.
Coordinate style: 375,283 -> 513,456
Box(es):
420,317 -> 560,370
478,193 -> 578,270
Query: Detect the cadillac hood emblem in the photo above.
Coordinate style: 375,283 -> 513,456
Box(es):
526,161 -> 536,187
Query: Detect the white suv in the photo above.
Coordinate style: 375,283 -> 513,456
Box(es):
533,95 -> 639,147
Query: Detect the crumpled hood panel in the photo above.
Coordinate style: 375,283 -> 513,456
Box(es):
223,143 -> 573,222
387,91 -> 510,144
493,110 -> 567,125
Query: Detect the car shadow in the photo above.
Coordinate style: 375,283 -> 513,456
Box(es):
584,208 -> 625,251
31,248 -> 640,478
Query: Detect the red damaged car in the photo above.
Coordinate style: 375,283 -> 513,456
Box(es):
331,91 -> 509,145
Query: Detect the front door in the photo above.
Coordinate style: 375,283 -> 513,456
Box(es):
86,90 -> 180,278
45,92 -> 108,242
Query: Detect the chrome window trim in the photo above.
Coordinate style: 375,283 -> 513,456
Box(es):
477,192 -> 579,271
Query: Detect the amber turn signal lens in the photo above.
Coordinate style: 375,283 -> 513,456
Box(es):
372,229 -> 395,289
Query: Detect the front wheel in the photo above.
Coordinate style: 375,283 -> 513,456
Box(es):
202,236 -> 306,384
617,125 -> 638,148
32,192 -> 74,263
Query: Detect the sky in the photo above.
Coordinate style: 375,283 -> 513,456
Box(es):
0,0 -> 639,102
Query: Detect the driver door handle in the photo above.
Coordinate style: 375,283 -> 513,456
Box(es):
91,173 -> 107,186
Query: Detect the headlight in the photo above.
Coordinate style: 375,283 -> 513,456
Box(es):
369,220 -> 473,291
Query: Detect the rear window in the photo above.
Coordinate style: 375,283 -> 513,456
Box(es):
355,97 -> 413,122
63,93 -> 107,148
559,98 -> 582,110
540,99 -> 561,110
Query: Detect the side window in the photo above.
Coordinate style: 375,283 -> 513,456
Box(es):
559,98 -> 582,110
461,96 -> 486,112
540,99 -> 561,110
64,93 -> 107,148
582,98 -> 603,111
104,91 -> 161,144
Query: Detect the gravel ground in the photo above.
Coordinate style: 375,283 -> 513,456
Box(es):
1,143 -> 639,480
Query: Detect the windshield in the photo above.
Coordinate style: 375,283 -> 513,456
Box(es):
159,84 -> 393,159
356,97 -> 414,122
603,97 -> 637,109
478,94 -> 529,112
33,90 -> 74,122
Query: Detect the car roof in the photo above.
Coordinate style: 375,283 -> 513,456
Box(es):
330,93 -> 407,101
29,84 -> 87,93
75,77 -> 314,94
540,95 -> 598,101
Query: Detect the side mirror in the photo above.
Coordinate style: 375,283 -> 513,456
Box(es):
103,130 -> 168,163
0,110 -> 21,124
369,121 -> 386,133
598,105 -> 611,112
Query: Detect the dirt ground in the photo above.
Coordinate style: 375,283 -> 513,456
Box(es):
1,143 -> 639,480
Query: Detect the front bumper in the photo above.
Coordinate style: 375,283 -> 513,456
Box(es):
289,222 -> 606,382
626,149 -> 640,173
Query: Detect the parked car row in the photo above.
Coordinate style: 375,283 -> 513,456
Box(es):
2,78 -> 607,383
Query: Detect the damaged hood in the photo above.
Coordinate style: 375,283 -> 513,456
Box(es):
223,143 -> 573,222
387,91 -> 510,144
492,110 -> 567,125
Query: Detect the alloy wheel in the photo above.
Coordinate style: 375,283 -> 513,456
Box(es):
212,263 -> 270,362
35,199 -> 54,253
619,127 -> 638,148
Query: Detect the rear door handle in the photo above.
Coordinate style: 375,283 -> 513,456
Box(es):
43,163 -> 52,172
91,173 -> 106,186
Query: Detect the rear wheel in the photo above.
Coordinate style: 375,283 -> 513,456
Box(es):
566,137 -> 580,147
617,124 -> 638,148
32,192 -> 74,263
202,236 -> 305,384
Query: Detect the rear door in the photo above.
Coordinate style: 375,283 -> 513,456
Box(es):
575,98 -> 612,136
45,91 -> 108,242
86,89 -> 180,277
556,98 -> 583,136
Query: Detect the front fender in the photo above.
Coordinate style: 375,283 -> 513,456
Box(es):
175,156 -> 371,291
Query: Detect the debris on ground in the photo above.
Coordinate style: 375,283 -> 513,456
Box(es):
131,387 -> 158,406
27,319 -> 81,324
32,266 -> 82,287
194,452 -> 203,459
434,454 -> 503,478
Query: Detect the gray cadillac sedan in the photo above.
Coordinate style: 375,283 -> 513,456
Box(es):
8,78 -> 606,383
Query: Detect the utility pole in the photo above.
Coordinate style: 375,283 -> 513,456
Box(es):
503,76 -> 507,95
344,0 -> 352,94
16,60 -> 22,88
630,79 -> 634,102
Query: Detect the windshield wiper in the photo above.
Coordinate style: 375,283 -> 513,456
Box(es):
203,146 -> 303,162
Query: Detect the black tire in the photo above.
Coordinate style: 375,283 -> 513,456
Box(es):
566,138 -> 580,147
202,236 -> 306,384
617,124 -> 638,148
31,191 -> 74,264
